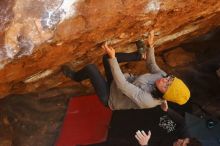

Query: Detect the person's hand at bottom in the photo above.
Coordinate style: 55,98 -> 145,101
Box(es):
135,130 -> 151,146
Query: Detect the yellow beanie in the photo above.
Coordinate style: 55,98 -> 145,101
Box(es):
163,77 -> 190,105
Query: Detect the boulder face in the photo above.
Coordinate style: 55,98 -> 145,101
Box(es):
1,0 -> 220,98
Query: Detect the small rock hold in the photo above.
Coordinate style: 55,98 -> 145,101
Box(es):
119,33 -> 128,39
56,42 -> 63,46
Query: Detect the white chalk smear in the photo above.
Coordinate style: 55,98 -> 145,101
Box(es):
145,0 -> 161,13
59,0 -> 78,21
5,45 -> 17,59
155,25 -> 200,46
24,69 -> 54,83
42,0 -> 79,29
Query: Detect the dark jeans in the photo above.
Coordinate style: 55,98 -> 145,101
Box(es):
73,52 -> 141,106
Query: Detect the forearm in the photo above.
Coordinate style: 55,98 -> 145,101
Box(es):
108,58 -> 146,106
147,47 -> 165,75
108,58 -> 129,89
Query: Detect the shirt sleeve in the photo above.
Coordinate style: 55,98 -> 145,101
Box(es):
108,58 -> 161,108
146,47 -> 166,75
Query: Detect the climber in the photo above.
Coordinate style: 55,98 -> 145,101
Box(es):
80,108 -> 204,146
62,30 -> 190,111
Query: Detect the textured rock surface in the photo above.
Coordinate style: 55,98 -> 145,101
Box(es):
164,47 -> 195,67
0,31 -> 220,146
1,1 -> 220,145
0,0 -> 220,98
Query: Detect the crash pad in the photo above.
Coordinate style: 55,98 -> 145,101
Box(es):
55,95 -> 112,146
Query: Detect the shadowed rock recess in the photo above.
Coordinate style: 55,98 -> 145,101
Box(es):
0,0 -> 220,146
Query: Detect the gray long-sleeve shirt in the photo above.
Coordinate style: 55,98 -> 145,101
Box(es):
108,47 -> 167,110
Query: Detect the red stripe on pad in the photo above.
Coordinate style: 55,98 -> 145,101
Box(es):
56,95 -> 112,146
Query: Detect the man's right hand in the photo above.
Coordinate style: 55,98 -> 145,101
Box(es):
102,42 -> 116,58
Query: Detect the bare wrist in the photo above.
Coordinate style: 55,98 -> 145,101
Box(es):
149,45 -> 154,49
109,55 -> 116,59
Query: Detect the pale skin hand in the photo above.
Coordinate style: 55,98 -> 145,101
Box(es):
135,130 -> 151,146
148,30 -> 155,48
142,30 -> 155,60
160,100 -> 169,112
102,42 -> 116,58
